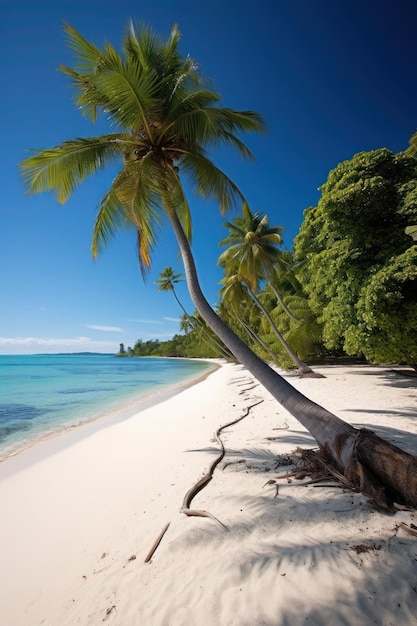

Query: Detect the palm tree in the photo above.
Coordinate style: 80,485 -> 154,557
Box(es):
218,204 -> 318,376
219,203 -> 298,320
20,21 -> 417,508
156,266 -> 233,359
155,266 -> 186,312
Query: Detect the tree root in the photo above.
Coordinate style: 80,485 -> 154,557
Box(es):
274,436 -> 417,512
180,399 -> 264,528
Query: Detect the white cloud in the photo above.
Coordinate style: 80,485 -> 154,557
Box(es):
128,318 -> 164,325
164,317 -> 181,323
0,336 -> 119,355
86,325 -> 123,332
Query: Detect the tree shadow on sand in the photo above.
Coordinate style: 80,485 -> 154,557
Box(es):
347,366 -> 417,390
173,477 -> 417,625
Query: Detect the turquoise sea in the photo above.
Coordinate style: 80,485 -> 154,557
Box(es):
0,353 -> 214,459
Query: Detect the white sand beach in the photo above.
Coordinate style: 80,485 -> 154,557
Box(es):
1,362 -> 417,625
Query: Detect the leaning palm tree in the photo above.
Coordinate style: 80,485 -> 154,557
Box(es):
20,21 -> 417,508
156,266 -> 233,359
155,267 -> 186,312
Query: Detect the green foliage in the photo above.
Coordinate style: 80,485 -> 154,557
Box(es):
294,148 -> 417,365
218,203 -> 283,291
344,247 -> 417,363
406,225 -> 417,241
406,130 -> 417,159
131,329 -> 222,358
217,205 -> 322,370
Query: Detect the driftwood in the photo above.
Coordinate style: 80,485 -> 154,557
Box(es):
144,522 -> 171,563
180,399 -> 264,527
145,393 -> 264,562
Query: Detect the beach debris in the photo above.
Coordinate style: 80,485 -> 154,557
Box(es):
127,555 -> 136,562
396,522 -> 417,538
262,479 -> 280,498
103,605 -> 117,621
144,522 -> 171,564
275,448 -> 357,492
350,542 -> 382,555
222,459 -> 246,471
180,399 -> 264,530
272,422 -> 289,431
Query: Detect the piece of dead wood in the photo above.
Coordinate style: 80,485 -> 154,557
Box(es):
393,502 -> 412,511
262,479 -> 280,498
144,522 -> 171,563
103,605 -> 117,621
302,476 -> 337,485
222,459 -> 246,471
313,483 -> 354,490
273,423 -> 289,430
180,399 -> 264,529
397,522 -> 417,537
350,542 -> 381,554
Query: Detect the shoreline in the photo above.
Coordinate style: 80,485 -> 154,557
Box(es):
0,357 -> 220,469
1,362 -> 416,625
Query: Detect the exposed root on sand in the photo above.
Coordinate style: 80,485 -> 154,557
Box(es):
180,398 -> 264,528
145,387 -> 264,563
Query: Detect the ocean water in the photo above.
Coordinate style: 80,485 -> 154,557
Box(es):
0,354 -> 213,459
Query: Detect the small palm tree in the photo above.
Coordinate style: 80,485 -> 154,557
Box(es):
20,21 -> 417,508
156,266 -> 233,359
155,267 -> 188,315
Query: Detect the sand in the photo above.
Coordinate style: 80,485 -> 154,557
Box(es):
1,362 -> 417,625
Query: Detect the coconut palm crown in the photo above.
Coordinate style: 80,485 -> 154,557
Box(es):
218,202 -> 284,291
20,21 -> 264,274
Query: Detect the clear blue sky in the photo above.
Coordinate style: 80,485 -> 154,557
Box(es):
1,0 -> 416,354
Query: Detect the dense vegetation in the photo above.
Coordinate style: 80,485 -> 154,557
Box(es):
126,141 -> 417,367
294,147 -> 417,366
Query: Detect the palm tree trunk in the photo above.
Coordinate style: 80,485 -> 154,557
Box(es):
234,311 -> 282,363
269,282 -> 299,322
245,286 -> 319,377
167,207 -> 417,509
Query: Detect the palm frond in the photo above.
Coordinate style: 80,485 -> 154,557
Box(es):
91,176 -> 129,258
20,135 -> 124,203
92,158 -> 165,275
180,152 -> 246,213
170,107 -> 264,150
94,45 -> 160,133
62,22 -> 104,75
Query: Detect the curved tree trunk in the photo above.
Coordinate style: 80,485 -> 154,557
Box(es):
245,285 -> 321,378
167,207 -> 417,509
235,311 -> 280,363
269,282 -> 299,322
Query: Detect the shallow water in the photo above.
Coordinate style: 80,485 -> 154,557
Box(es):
0,353 -> 213,458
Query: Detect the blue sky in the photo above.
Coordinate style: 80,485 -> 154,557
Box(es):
1,0 -> 416,354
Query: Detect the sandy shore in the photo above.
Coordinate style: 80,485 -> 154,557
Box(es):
1,362 -> 417,625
